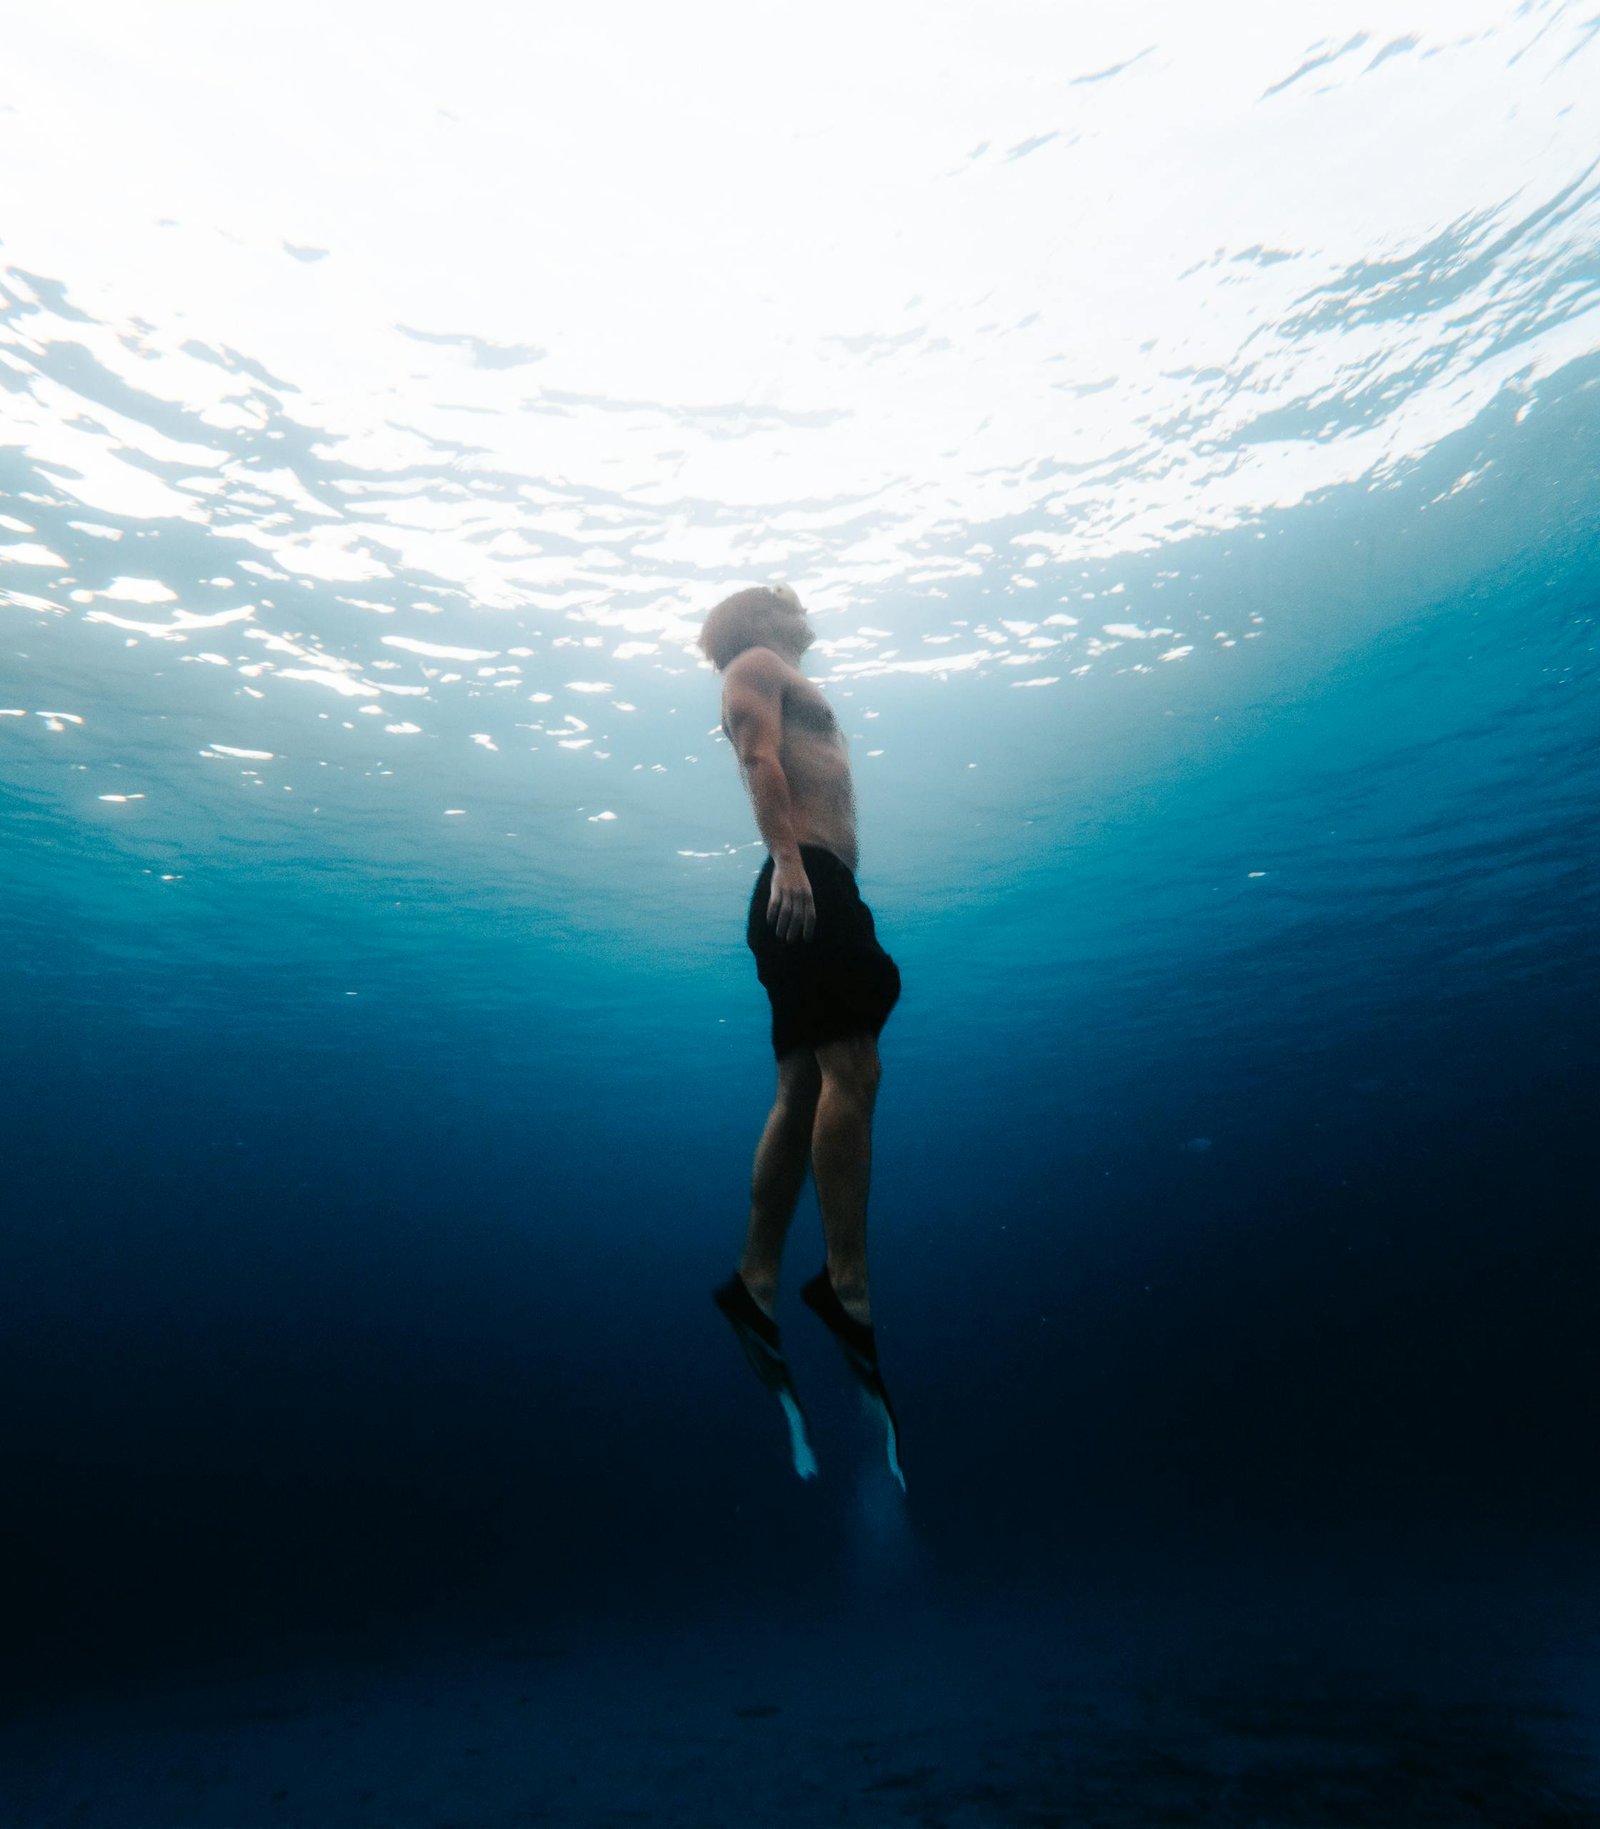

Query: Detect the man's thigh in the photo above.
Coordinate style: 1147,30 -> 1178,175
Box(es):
814,1034 -> 881,1097
774,1047 -> 821,1106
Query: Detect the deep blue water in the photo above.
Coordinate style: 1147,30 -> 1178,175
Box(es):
6,357 -> 1599,1818
5,12 -> 1600,1822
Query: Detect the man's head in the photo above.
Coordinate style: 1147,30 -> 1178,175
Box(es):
699,583 -> 813,672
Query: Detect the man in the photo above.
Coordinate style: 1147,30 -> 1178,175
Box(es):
701,583 -> 904,1487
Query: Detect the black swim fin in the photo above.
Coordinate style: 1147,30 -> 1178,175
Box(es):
800,1269 -> 905,1492
713,1275 -> 818,1481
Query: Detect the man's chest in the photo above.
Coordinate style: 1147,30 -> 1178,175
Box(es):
782,680 -> 840,743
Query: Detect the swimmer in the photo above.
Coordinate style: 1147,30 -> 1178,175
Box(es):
703,584 -> 904,1488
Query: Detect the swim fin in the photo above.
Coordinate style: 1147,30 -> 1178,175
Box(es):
713,1275 -> 818,1481
800,1269 -> 905,1492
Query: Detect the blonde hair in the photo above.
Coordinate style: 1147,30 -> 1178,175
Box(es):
698,583 -> 812,672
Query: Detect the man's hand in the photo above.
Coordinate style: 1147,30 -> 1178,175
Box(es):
768,854 -> 816,943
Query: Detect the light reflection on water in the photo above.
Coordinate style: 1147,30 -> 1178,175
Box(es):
2,1 -> 1598,949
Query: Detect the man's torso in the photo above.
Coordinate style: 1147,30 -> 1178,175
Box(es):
731,654 -> 859,871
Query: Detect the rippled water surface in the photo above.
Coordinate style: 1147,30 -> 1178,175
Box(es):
4,5 -> 1600,1823
6,4 -> 1597,890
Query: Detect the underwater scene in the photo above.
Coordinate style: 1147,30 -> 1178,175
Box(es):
3,4 -> 1599,1823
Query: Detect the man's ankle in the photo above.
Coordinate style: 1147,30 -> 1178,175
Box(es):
827,1263 -> 871,1323
739,1268 -> 779,1316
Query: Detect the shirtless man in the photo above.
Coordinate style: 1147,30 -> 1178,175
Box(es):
701,584 -> 903,1486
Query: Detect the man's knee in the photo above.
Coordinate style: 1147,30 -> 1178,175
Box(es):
817,1037 -> 881,1108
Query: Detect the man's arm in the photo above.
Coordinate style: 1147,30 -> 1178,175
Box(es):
722,652 -> 815,943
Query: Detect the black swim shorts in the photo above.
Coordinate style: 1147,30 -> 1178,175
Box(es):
747,844 -> 902,1059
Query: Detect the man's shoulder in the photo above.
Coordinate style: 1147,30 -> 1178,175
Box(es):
723,645 -> 794,692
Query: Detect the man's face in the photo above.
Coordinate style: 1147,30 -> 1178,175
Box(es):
770,614 -> 811,665
770,629 -> 807,665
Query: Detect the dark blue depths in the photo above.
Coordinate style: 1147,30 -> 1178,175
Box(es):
3,444 -> 1599,1827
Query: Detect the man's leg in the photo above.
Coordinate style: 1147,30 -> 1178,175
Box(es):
810,1035 -> 881,1326
738,1047 -> 821,1317
804,1033 -> 903,1487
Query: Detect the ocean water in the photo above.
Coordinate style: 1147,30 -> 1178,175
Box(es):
4,6 -> 1599,1824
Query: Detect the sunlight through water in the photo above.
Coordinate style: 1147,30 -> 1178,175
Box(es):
4,1 -> 1599,953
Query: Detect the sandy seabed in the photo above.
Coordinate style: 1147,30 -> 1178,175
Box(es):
6,1548 -> 1598,1829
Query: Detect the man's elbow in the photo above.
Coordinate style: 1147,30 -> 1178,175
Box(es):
739,745 -> 783,779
